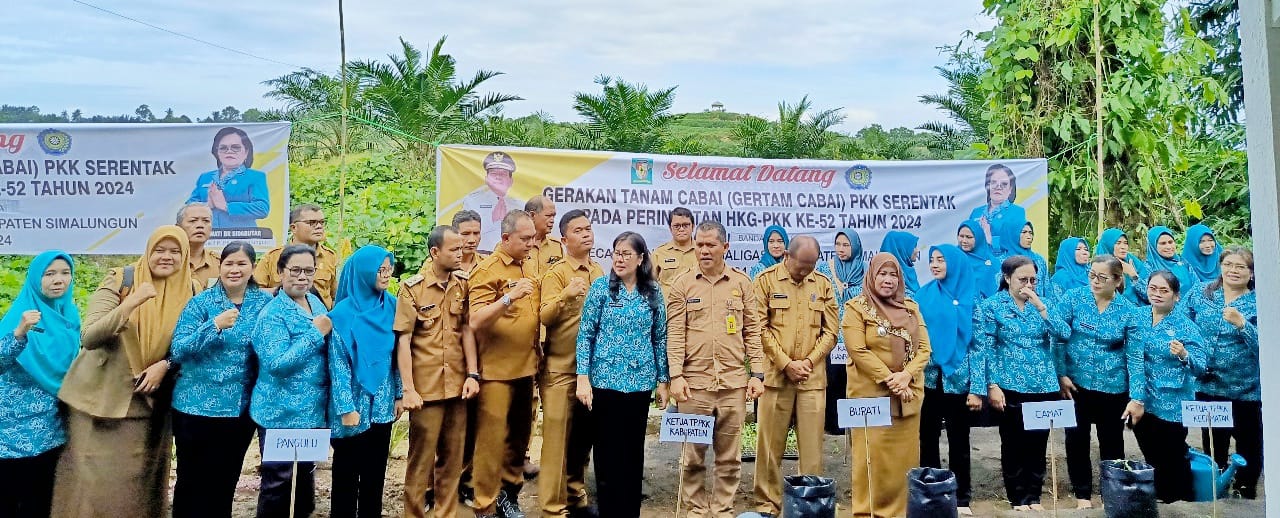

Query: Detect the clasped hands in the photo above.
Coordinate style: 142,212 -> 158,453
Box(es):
883,371 -> 914,402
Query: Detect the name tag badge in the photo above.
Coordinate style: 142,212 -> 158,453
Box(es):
664,258 -> 677,263
726,314 -> 738,335
1080,322 -> 1097,332
772,293 -> 787,299
420,304 -> 437,311
686,298 -> 701,303
507,281 -> 519,289
609,302 -> 625,308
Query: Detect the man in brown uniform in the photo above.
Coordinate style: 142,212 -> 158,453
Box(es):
749,236 -> 839,517
525,196 -> 564,278
469,210 -> 541,518
177,202 -> 221,289
254,204 -> 339,308
667,220 -> 765,518
396,225 -> 482,518
453,210 -> 490,273
538,209 -> 602,518
653,207 -> 697,291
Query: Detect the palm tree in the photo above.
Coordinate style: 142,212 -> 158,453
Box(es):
731,95 -> 844,159
475,111 -> 572,148
917,48 -> 989,155
570,76 -> 679,153
263,67 -> 373,160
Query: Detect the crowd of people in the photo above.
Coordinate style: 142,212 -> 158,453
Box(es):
0,191 -> 1261,518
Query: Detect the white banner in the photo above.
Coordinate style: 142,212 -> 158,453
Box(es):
0,123 -> 291,254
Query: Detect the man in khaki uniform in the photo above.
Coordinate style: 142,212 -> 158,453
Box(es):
749,236 -> 839,517
525,195 -> 564,278
396,225 -> 482,518
667,220 -> 765,518
468,210 -> 541,518
254,204 -> 339,308
538,209 -> 602,518
453,210 -> 490,274
653,207 -> 697,291
176,202 -> 221,289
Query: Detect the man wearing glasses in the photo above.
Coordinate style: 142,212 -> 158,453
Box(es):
458,152 -> 526,253
255,204 -> 340,308
653,207 -> 698,292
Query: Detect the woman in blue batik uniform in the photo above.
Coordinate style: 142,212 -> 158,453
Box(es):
969,163 -> 1027,257
1140,226 -> 1194,302
1182,223 -> 1222,284
957,221 -> 998,299
0,251 -> 78,518
1050,237 -> 1091,293
1095,228 -> 1147,305
187,127 -> 270,228
328,245 -> 402,518
820,229 -> 864,434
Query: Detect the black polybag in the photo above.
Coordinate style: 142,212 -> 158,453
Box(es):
1100,459 -> 1158,518
906,467 -> 958,518
782,475 -> 836,518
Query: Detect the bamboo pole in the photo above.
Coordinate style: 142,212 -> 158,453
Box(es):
337,0 -> 349,237
1094,0 -> 1105,237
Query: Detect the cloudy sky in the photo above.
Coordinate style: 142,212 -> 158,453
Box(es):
2,1 -> 993,132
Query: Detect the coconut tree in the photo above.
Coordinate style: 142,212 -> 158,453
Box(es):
731,95 -> 844,159
570,75 -> 680,153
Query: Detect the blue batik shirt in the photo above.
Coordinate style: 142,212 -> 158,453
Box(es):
1048,286 -> 1136,394
1126,306 -> 1207,422
171,285 -> 271,418
186,166 -> 271,228
1188,285 -> 1259,401
330,331 -> 402,438
250,292 -> 330,429
0,333 -> 65,458
972,291 -> 1059,395
576,277 -> 669,393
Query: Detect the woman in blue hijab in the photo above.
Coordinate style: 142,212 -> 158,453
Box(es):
328,245 -> 402,518
0,251 -> 78,517
1183,223 -> 1222,283
995,217 -> 1053,301
957,220 -> 998,299
822,228 -> 866,434
1095,228 -> 1146,304
880,231 -> 921,297
749,225 -> 789,279
1051,237 -> 1091,293
1142,226 -> 1194,299
917,244 -> 981,513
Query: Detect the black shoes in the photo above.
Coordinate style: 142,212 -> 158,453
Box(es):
497,488 -> 526,518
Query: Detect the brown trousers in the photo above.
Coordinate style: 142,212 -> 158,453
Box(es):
538,371 -> 594,516
403,397 -> 468,518
472,377 -> 535,512
678,388 -> 746,518
752,384 -> 826,515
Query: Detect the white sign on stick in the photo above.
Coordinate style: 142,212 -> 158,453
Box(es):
829,341 -> 849,365
659,412 -> 715,445
1182,401 -> 1234,428
837,397 -> 892,428
262,429 -> 331,462
1022,400 -> 1078,430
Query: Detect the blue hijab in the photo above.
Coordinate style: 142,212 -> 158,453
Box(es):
916,245 -> 976,376
757,225 -> 789,270
832,228 -> 865,300
998,215 -> 1035,257
2,251 -> 80,395
880,231 -> 920,295
1144,226 -> 1193,289
958,220 -> 998,298
329,245 -> 397,394
1182,224 -> 1221,282
1051,237 -> 1091,291
1096,228 -> 1144,273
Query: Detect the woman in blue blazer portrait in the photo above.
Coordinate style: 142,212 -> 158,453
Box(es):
187,127 -> 270,229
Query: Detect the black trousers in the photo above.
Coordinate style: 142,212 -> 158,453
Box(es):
330,422 -> 394,518
919,388 -> 973,506
591,388 -> 652,518
256,427 -> 316,518
172,411 -> 257,518
998,390 -> 1057,505
0,446 -> 60,518
1198,393 -> 1263,498
1064,388 -> 1128,499
824,362 -> 848,434
1134,414 -> 1193,503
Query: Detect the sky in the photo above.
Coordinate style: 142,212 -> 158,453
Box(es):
1,0 -> 994,133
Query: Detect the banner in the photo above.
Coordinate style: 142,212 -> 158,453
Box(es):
437,145 -> 1049,277
0,123 -> 291,254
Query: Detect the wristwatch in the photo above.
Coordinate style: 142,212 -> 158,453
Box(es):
500,294 -> 513,306
468,372 -> 481,381
751,373 -> 765,381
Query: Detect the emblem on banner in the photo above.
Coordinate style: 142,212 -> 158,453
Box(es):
38,129 -> 72,156
631,158 -> 654,185
844,164 -> 872,190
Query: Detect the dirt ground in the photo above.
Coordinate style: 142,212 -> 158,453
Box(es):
222,408 -> 1264,517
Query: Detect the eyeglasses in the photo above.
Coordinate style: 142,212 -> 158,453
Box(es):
286,267 -> 317,278
217,144 -> 245,153
1088,272 -> 1113,282
613,250 -> 636,260
1222,262 -> 1251,273
377,266 -> 394,276
1148,286 -> 1172,296
987,181 -> 1011,189
1015,276 -> 1038,284
670,222 -> 692,230
297,219 -> 326,227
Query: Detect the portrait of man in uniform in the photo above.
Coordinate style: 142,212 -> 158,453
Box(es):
459,151 -> 525,252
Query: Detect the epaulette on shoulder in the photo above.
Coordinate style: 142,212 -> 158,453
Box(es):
728,266 -> 751,279
452,269 -> 471,281
403,274 -> 424,287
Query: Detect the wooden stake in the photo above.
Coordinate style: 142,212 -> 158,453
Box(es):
863,414 -> 874,518
289,449 -> 298,518
1049,420 -> 1058,518
676,439 -> 686,518
1208,407 -> 1219,518
1093,0 -> 1106,236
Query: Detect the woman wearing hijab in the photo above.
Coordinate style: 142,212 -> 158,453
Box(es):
1051,237 -> 1091,293
822,229 -> 865,434
843,253 -> 932,517
916,245 -> 980,515
1188,247 -> 1262,498
749,225 -> 789,279
251,244 -> 329,518
974,256 -> 1057,511
0,251 -> 78,518
879,230 -> 921,297
1095,228 -> 1147,304
1183,223 -> 1222,283
1124,270 -> 1206,503
328,245 -> 402,518
957,220 -> 998,299
170,241 -> 272,517
1141,226 -> 1194,301
55,226 -> 199,518
994,218 -> 1053,299
1047,255 -> 1136,509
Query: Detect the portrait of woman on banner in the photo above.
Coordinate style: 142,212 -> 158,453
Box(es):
969,163 -> 1026,257
187,127 -> 270,230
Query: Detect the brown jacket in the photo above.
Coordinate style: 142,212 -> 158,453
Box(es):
841,296 -> 931,417
665,266 -> 764,390
752,262 -> 839,390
